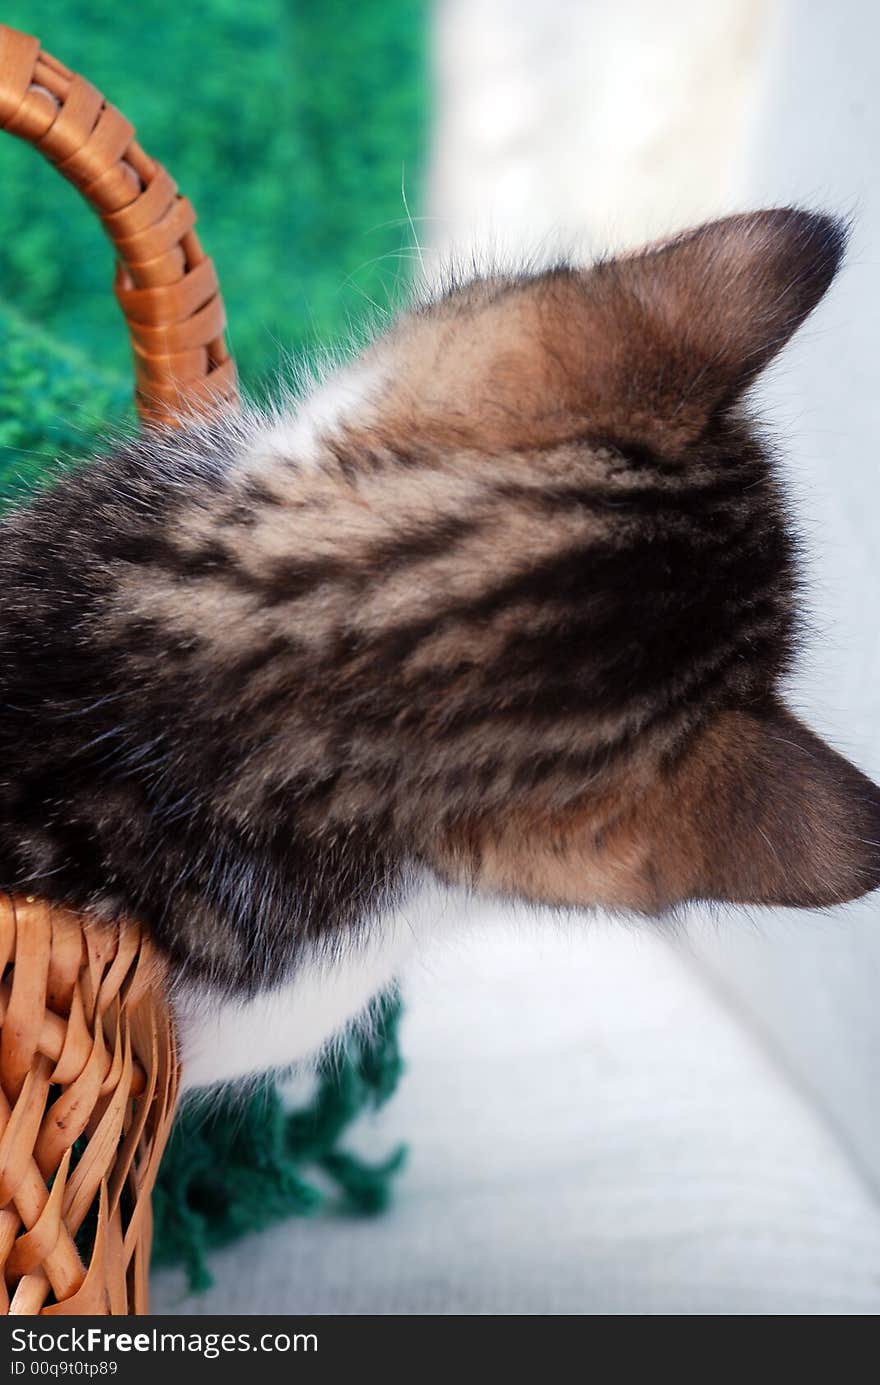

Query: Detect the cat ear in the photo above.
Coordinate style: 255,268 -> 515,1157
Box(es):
651,705 -> 880,909
457,704 -> 880,916
591,208 -> 848,444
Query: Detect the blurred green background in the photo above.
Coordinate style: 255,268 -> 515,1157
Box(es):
0,0 -> 428,497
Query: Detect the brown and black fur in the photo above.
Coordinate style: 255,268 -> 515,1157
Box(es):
1,208 -> 878,995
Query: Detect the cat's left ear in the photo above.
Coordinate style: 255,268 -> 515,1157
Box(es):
594,207 -> 848,442
451,703 -> 880,917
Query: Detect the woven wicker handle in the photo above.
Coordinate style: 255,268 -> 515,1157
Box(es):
0,23 -> 238,426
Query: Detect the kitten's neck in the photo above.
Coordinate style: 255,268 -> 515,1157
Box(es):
257,355 -> 389,471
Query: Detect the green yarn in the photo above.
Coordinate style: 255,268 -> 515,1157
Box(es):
0,301 -> 132,511
0,0 -> 428,391
152,994 -> 407,1292
0,0 -> 427,1281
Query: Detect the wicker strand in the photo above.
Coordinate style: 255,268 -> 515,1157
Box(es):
0,23 -> 238,425
0,896 -> 179,1315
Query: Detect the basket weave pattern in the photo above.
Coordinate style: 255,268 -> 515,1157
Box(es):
0,897 -> 179,1314
0,24 -> 243,1312
0,24 -> 238,425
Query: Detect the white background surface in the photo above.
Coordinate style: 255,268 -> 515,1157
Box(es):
155,917 -> 880,1315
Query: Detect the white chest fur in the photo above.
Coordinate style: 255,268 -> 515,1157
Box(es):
175,876 -> 463,1089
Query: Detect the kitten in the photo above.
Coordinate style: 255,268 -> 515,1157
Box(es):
1,208 -> 878,1087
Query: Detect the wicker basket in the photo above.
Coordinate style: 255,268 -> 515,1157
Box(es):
0,24 -> 239,1313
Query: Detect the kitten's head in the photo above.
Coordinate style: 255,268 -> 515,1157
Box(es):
338,208 -> 880,918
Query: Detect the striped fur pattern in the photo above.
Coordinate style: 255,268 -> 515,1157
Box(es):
1,208 -> 879,998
